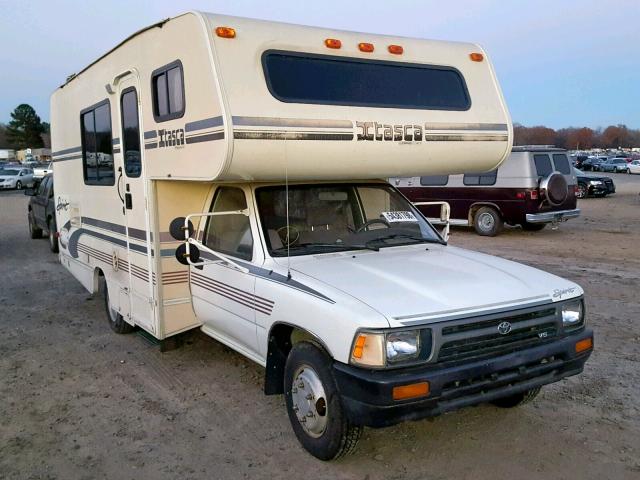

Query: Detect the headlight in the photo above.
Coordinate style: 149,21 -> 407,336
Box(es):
562,299 -> 584,331
589,180 -> 602,185
350,329 -> 431,367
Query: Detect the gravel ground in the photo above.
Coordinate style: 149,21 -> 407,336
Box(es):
1,173 -> 639,480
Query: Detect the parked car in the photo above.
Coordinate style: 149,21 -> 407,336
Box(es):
393,147 -> 580,236
627,160 -> 640,174
601,158 -> 628,173
33,162 -> 53,180
571,155 -> 588,168
25,174 -> 58,252
0,167 -> 34,190
574,168 -> 615,198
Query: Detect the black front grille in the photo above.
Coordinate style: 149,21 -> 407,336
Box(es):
437,305 -> 559,364
604,180 -> 615,192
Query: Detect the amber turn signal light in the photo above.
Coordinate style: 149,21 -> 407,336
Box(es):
469,52 -> 484,62
215,27 -> 236,38
358,42 -> 374,53
393,382 -> 430,401
575,337 -> 593,354
388,44 -> 403,55
325,38 -> 342,49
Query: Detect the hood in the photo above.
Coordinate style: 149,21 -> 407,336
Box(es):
0,175 -> 17,180
279,244 -> 582,327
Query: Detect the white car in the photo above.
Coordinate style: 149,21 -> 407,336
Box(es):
627,160 -> 640,174
33,162 -> 53,180
0,168 -> 34,190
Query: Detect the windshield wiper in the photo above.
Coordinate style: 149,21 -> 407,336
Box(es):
364,234 -> 437,249
271,243 -> 376,255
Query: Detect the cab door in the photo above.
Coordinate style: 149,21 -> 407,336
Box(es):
115,74 -> 156,333
190,186 -> 261,360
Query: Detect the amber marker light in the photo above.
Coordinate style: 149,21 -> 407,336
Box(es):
325,38 -> 342,49
358,42 -> 374,53
575,337 -> 593,354
352,334 -> 367,359
393,382 -> 430,401
215,27 -> 236,38
469,52 -> 484,62
388,44 -> 404,55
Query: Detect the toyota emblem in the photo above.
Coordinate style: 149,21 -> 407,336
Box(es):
497,321 -> 512,335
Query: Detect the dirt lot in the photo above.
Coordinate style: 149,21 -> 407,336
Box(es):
1,174 -> 639,480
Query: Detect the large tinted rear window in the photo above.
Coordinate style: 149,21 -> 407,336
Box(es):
534,154 -> 553,177
262,51 -> 471,110
552,154 -> 571,174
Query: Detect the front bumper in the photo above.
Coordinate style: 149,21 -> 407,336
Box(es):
525,208 -> 580,224
333,329 -> 593,428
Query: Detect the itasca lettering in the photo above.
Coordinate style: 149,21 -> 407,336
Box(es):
158,128 -> 185,148
356,122 -> 424,142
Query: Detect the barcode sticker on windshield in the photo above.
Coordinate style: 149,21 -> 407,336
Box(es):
381,211 -> 418,223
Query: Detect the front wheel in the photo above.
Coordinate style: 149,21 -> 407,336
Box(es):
28,212 -> 42,239
15,181 -> 22,190
491,387 -> 541,408
473,206 -> 503,236
576,183 -> 587,199
284,342 -> 362,460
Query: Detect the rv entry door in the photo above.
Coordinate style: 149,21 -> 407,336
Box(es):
115,74 -> 155,333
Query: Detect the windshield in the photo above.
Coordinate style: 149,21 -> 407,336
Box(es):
1,169 -> 19,176
256,183 -> 442,257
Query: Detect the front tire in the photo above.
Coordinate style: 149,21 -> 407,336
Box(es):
15,181 -> 22,190
473,206 -> 503,236
576,183 -> 587,199
284,342 -> 362,460
28,212 -> 42,239
102,278 -> 135,334
491,387 -> 541,408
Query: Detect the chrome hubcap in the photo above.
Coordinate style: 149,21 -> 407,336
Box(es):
479,212 -> 495,230
291,365 -> 328,437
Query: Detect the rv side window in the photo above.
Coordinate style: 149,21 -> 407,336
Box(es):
263,51 -> 470,110
463,169 -> 498,186
534,154 -> 553,177
552,154 -> 571,174
151,60 -> 185,122
419,175 -> 449,186
205,187 -> 253,261
120,88 -> 141,177
80,100 -> 115,186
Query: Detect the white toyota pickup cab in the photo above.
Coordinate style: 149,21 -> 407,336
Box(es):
172,180 -> 593,460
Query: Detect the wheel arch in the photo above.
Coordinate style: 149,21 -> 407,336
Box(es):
468,202 -> 503,224
264,322 -> 334,396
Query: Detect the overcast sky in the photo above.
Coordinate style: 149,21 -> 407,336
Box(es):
0,0 -> 638,129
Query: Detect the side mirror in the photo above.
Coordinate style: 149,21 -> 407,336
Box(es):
24,188 -> 36,196
170,217 -> 195,240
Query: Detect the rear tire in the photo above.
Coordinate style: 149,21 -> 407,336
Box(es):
102,278 -> 135,334
284,342 -> 362,460
491,387 -> 541,408
28,212 -> 42,239
521,222 -> 546,232
473,206 -> 503,237
48,219 -> 59,253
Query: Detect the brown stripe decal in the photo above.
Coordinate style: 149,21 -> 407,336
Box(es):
192,272 -> 274,315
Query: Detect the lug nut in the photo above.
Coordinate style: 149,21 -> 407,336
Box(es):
306,412 -> 314,418
293,405 -> 299,412
305,393 -> 313,400
298,382 -> 305,389
291,387 -> 297,394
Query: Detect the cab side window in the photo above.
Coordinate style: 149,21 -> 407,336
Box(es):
205,187 -> 253,261
36,177 -> 48,196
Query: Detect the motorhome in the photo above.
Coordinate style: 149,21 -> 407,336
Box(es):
51,12 -> 593,460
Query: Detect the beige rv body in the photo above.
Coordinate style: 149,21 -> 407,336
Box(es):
51,11 -> 512,341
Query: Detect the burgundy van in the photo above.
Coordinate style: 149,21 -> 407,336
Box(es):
392,147 -> 580,236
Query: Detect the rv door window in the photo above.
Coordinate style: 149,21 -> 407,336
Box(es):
534,154 -> 553,177
120,88 -> 141,177
204,187 -> 253,261
419,175 -> 449,186
80,100 -> 115,186
552,154 -> 571,174
463,169 -> 498,186
151,60 -> 185,122
263,51 -> 470,110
